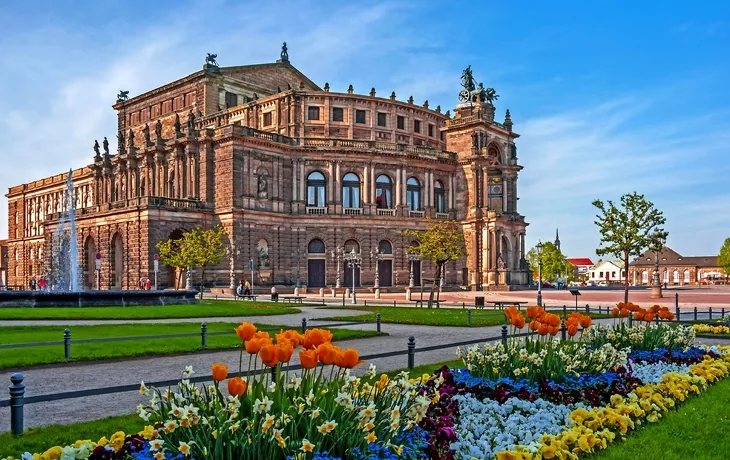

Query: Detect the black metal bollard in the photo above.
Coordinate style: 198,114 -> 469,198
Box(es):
562,305 -> 567,319
676,303 -> 680,322
655,314 -> 659,326
694,307 -> 698,321
364,300 -> 368,306
201,322 -> 207,349
675,292 -> 679,310
467,309 -> 472,326
301,317 -> 308,334
723,308 -> 726,320
9,373 -> 25,436
585,304 -> 589,315
501,324 -> 508,346
393,300 -> 396,308
376,313 -> 382,333
462,302 -> 465,309
63,329 -> 71,359
561,322 -> 567,341
709,307 -> 713,320
407,336 -> 416,370
270,366 -> 276,384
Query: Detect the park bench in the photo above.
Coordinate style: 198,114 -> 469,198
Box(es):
411,299 -> 441,308
478,300 -> 528,310
236,294 -> 258,301
280,296 -> 306,304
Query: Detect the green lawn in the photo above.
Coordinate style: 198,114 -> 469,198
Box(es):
0,322 -> 380,369
591,376 -> 730,460
321,306 -> 608,327
0,359 -> 462,457
0,300 -> 301,320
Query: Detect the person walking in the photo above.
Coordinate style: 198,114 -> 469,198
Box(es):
39,277 -> 47,291
236,281 -> 243,299
244,280 -> 251,296
29,279 -> 36,291
145,279 -> 152,290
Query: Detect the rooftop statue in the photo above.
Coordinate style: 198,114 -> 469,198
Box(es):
117,90 -> 129,101
205,53 -> 218,67
457,66 -> 499,106
280,42 -> 289,62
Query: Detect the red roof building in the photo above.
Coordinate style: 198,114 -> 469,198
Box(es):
566,258 -> 594,279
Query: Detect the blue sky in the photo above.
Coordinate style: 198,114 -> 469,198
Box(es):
1,0 -> 728,258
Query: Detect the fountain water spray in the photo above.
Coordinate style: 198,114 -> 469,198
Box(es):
50,170 -> 80,291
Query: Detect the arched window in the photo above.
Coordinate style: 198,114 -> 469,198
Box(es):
308,239 -> 326,254
406,177 -> 421,211
378,240 -> 392,254
344,239 -> 360,253
684,269 -> 690,283
375,175 -> 393,209
342,173 -> 360,208
434,180 -> 446,213
306,171 -> 326,207
663,268 -> 668,283
642,271 -> 648,284
673,270 -> 679,283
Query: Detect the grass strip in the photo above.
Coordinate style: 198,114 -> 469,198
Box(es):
0,323 -> 380,369
0,359 -> 462,457
0,300 -> 301,320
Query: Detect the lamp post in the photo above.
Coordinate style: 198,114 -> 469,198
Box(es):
344,248 -> 362,304
330,248 -> 343,288
290,248 -> 304,288
650,235 -> 664,299
407,251 -> 420,288
370,248 -> 383,289
536,240 -> 544,307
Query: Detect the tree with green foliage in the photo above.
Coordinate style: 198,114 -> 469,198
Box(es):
402,220 -> 465,308
718,237 -> 730,277
593,192 -> 667,303
156,236 -> 194,289
526,242 -> 571,283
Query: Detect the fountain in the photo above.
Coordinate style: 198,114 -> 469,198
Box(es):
0,170 -> 197,307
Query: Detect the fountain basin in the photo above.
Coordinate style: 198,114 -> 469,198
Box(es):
0,290 -> 199,307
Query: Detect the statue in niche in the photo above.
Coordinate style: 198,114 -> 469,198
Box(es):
155,119 -> 163,141
497,254 -> 505,270
117,131 -> 125,152
187,110 -> 195,133
257,241 -> 270,268
93,140 -> 101,158
103,137 -> 109,156
174,114 -> 182,136
127,129 -> 135,149
143,123 -> 151,145
471,132 -> 479,149
257,173 -> 268,198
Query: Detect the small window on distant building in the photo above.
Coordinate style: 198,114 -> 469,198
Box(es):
612,271 -> 616,277
355,110 -> 366,124
599,271 -> 603,278
397,116 -> 405,130
332,107 -> 344,122
263,112 -> 273,126
440,131 -> 444,141
225,92 -> 238,108
308,106 -> 321,120
428,124 -> 434,137
414,120 -> 421,133
377,113 -> 387,127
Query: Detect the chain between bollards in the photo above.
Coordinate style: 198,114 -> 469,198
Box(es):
407,336 -> 416,370
9,373 -> 25,436
201,322 -> 207,349
376,313 -> 381,333
63,329 -> 71,360
301,317 -> 308,334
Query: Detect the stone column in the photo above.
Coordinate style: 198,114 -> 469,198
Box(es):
370,164 -> 376,203
363,163 -> 369,205
449,174 -> 454,210
428,170 -> 434,208
335,160 -> 341,203
292,159 -> 298,201
327,161 -> 334,204
299,161 -> 305,203
483,168 -> 489,208
395,167 -> 402,206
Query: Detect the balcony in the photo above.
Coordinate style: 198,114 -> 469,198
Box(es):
409,210 -> 425,218
376,208 -> 396,217
435,212 -> 449,220
306,207 -> 327,215
343,208 -> 362,216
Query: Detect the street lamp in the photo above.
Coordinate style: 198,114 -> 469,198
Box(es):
330,247 -> 343,288
370,248 -> 383,289
536,240 -> 544,307
650,234 -> 665,299
290,248 -> 304,288
344,248 -> 362,304
407,251 -> 420,288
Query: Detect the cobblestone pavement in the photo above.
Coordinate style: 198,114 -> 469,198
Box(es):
0,307 -> 727,433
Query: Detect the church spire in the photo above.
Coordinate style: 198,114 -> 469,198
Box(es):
555,228 -> 561,252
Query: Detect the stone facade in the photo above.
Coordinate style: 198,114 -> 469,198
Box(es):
629,247 -> 725,286
5,50 -> 530,291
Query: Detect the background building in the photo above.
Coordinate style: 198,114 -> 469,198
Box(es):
5,46 -> 530,292
629,247 -> 725,286
0,239 -> 7,288
566,257 -> 593,280
588,259 -> 626,284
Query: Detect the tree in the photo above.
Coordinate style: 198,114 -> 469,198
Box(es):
593,192 -> 667,303
186,225 -> 228,299
403,220 -> 465,308
156,236 -> 194,290
718,237 -> 730,277
526,242 -> 571,283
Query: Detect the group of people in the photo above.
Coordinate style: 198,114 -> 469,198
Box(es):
138,278 -> 153,290
28,277 -> 49,291
236,279 -> 252,297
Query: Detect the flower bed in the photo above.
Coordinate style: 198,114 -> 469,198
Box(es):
5,307 -> 730,460
693,323 -> 730,335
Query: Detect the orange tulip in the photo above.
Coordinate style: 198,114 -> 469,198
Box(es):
235,322 -> 257,341
259,344 -> 279,367
317,343 -> 339,365
227,377 -> 247,397
666,312 -> 675,320
339,348 -> 364,368
254,330 -> 271,340
538,323 -> 549,336
644,312 -> 655,323
548,325 -> 559,336
579,316 -> 592,328
526,306 -> 543,319
529,320 -> 540,331
512,315 -> 526,329
620,308 -> 630,317
299,349 -> 318,369
633,311 -> 644,321
283,330 -> 301,348
567,323 -> 579,337
547,314 -> 561,327
300,333 -> 314,349
611,307 -> 620,317
245,338 -> 264,354
211,363 -> 228,382
275,340 -> 294,363
650,305 -> 661,314
306,328 -> 333,347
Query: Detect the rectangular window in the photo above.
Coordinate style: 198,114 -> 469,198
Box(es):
612,271 -> 616,278
332,107 -> 344,122
355,110 -> 366,124
225,92 -> 238,108
263,112 -> 273,126
308,106 -> 321,120
440,131 -> 444,141
428,124 -> 434,137
414,120 -> 421,133
397,116 -> 405,130
377,112 -> 387,127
